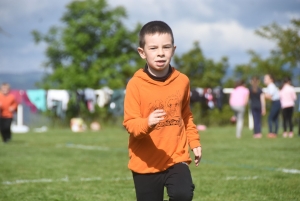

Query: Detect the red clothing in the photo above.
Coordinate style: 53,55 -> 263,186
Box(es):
123,67 -> 200,174
0,92 -> 17,118
10,90 -> 37,113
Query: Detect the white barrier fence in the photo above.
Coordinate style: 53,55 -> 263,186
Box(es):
12,87 -> 300,133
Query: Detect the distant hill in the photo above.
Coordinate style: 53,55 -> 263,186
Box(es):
0,71 -> 44,90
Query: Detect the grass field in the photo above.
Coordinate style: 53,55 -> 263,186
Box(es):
0,125 -> 299,201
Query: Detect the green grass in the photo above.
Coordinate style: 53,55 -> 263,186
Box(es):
0,126 -> 299,201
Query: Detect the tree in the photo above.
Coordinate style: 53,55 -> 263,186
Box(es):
32,0 -> 141,90
173,41 -> 228,88
234,50 -> 291,83
256,19 -> 300,68
173,41 -> 229,125
232,18 -> 300,85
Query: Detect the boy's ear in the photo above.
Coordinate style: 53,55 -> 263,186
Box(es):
172,45 -> 177,56
137,47 -> 146,59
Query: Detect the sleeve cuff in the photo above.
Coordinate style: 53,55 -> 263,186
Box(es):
189,140 -> 201,150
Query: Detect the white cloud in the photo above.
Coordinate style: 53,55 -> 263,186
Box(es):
0,0 -> 298,73
18,42 -> 46,55
110,0 -> 215,25
0,41 -> 47,73
173,20 -> 275,55
286,12 -> 300,20
0,0 -> 71,24
0,55 -> 44,73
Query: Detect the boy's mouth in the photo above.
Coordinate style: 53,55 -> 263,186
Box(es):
156,60 -> 166,66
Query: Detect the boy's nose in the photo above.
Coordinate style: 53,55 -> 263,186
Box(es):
157,48 -> 164,56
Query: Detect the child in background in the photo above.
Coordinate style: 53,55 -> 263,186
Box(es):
229,80 -> 249,138
0,83 -> 17,143
279,77 -> 297,138
264,74 -> 281,138
249,76 -> 266,138
123,21 -> 201,201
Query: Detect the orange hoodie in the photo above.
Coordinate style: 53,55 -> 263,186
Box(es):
0,93 -> 17,118
123,67 -> 201,174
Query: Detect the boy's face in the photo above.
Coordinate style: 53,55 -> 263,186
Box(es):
1,85 -> 10,95
137,33 -> 176,76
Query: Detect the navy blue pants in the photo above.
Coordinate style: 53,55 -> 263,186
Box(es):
268,100 -> 281,134
251,108 -> 262,134
132,163 -> 195,201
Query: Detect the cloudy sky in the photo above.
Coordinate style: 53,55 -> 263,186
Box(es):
0,0 -> 299,73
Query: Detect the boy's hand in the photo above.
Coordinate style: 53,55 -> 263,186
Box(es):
9,106 -> 14,112
193,146 -> 202,167
148,109 -> 166,127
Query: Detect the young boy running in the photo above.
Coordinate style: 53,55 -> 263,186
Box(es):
0,83 -> 17,143
123,21 -> 202,201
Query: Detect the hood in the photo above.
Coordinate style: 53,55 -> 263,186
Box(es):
132,67 -> 181,86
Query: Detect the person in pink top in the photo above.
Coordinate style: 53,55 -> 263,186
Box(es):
279,77 -> 297,138
229,80 -> 250,138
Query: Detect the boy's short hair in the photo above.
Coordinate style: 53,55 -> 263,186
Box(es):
1,82 -> 9,87
139,21 -> 174,48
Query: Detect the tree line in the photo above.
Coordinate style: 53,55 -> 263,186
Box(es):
32,0 -> 300,125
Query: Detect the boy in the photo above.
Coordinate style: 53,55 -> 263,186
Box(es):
123,21 -> 202,201
0,83 -> 17,143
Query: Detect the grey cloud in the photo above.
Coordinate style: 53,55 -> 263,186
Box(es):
198,0 -> 300,27
1,0 -> 299,73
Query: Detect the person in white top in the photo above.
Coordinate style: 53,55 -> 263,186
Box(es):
264,74 -> 281,138
279,77 -> 297,138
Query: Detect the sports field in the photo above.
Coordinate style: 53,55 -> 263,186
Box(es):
0,126 -> 299,201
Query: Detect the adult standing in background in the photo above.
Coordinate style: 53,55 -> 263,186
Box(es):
264,74 -> 281,138
279,77 -> 297,138
229,80 -> 250,138
249,76 -> 266,138
0,83 -> 17,143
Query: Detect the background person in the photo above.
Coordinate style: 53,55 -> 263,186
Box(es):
123,21 -> 201,201
263,74 -> 281,138
249,76 -> 266,138
229,80 -> 249,138
279,77 -> 297,138
0,83 -> 17,143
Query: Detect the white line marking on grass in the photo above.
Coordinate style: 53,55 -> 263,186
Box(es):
56,144 -> 109,151
224,168 -> 300,181
202,159 -> 300,174
60,176 -> 69,182
109,177 -> 132,181
225,176 -> 259,180
2,176 -> 131,185
80,177 -> 102,181
279,168 -> 300,174
2,178 -> 53,185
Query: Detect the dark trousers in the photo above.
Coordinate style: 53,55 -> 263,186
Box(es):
282,107 -> 294,132
0,118 -> 13,142
132,163 -> 195,201
268,100 -> 281,134
251,108 -> 262,134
